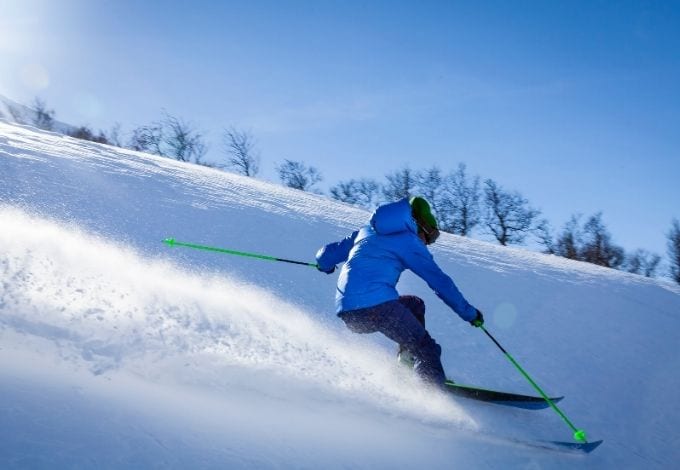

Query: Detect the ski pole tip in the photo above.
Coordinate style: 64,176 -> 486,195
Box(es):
163,238 -> 176,247
573,429 -> 587,443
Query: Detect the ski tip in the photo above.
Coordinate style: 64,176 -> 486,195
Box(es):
549,438 -> 604,454
582,439 -> 604,453
552,395 -> 565,404
163,237 -> 176,246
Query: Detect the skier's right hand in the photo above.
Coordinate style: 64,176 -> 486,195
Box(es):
317,264 -> 336,274
470,309 -> 484,327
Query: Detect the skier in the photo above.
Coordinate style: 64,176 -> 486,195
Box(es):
316,196 -> 484,389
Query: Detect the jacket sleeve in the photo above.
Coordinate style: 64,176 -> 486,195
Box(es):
315,231 -> 358,271
400,238 -> 477,322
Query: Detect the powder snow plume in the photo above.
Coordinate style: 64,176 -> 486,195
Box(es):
0,206 -> 474,426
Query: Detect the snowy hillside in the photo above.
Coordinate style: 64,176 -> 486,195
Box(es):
0,96 -> 30,124
0,95 -> 76,135
1,120 -> 679,469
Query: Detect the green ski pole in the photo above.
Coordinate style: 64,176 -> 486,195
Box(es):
479,325 -> 589,443
163,238 -> 318,268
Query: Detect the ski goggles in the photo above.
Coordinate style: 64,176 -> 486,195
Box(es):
417,222 -> 440,245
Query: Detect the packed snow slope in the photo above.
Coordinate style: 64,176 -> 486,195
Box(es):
1,120 -> 679,469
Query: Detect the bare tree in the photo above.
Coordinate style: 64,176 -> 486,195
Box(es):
68,126 -> 109,144
276,159 -> 323,192
330,178 -> 381,209
626,249 -> 661,277
128,123 -> 163,155
439,163 -> 481,236
550,213 -> 625,269
127,113 -> 206,164
535,218 -> 556,254
31,97 -> 55,131
483,179 -> 540,246
415,166 -> 445,214
223,127 -> 260,176
554,215 -> 584,260
580,213 -> 625,268
162,113 -> 207,163
668,219 -> 680,284
106,122 -> 123,147
383,166 -> 417,202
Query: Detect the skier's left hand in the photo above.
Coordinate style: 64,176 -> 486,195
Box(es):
470,309 -> 484,328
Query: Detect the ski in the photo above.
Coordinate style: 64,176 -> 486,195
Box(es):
444,380 -> 564,409
469,429 -> 604,454
504,436 -> 604,454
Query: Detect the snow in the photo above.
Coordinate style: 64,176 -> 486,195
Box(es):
1,120 -> 679,468
0,95 -> 76,136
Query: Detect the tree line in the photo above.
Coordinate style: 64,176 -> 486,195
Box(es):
13,97 -> 680,284
329,164 -> 679,282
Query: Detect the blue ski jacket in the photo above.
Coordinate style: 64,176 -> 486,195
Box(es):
316,198 -> 477,321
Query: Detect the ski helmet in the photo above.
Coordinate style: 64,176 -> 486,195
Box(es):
409,196 -> 440,244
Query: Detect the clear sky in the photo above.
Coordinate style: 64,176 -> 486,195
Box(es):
2,0 -> 679,262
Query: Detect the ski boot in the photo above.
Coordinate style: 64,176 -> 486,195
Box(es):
397,345 -> 416,369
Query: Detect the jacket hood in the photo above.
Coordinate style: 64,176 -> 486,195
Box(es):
369,198 -> 418,236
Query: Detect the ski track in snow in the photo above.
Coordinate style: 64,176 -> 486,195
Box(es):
2,121 -> 680,468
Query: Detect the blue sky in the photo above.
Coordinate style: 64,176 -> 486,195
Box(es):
2,0 -> 679,261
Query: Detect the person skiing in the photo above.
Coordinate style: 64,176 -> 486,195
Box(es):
315,196 -> 484,388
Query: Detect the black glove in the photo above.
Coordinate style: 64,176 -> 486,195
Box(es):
317,264 -> 336,274
470,309 -> 484,328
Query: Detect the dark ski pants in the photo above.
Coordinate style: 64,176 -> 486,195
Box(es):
337,295 -> 446,387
